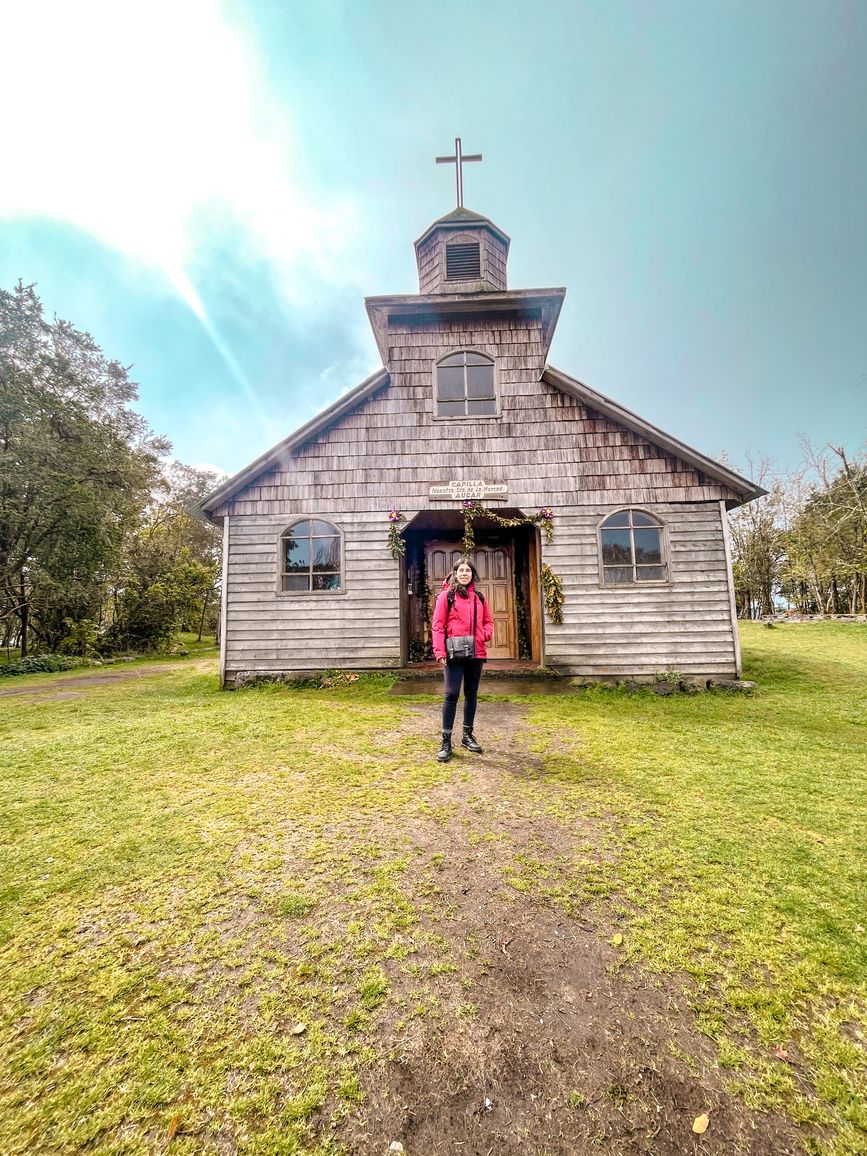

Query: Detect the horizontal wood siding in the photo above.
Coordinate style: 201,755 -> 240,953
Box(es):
224,512 -> 401,679
223,501 -> 737,679
542,503 -> 738,676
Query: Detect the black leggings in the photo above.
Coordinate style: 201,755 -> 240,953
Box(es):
442,659 -> 484,732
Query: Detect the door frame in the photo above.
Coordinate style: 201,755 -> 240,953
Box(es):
400,514 -> 544,665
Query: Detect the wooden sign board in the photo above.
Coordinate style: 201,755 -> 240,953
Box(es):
429,481 -> 508,501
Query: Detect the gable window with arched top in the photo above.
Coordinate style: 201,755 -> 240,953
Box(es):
280,519 -> 342,591
436,351 -> 496,417
599,510 -> 668,584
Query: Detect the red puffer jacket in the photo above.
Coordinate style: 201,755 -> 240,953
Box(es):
431,581 -> 494,661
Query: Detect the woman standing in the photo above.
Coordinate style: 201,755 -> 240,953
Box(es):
431,558 -> 494,762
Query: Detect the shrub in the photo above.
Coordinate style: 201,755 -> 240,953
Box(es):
0,654 -> 88,678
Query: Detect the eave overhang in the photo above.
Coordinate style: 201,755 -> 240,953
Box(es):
193,367 -> 390,522
365,288 -> 566,367
543,365 -> 767,508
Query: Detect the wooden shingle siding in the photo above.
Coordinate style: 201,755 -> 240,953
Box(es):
417,225 -> 509,295
204,234 -> 758,682
215,314 -> 741,522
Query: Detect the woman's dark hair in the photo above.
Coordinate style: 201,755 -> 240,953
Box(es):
448,557 -> 480,592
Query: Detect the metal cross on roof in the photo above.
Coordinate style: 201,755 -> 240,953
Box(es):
435,137 -> 482,208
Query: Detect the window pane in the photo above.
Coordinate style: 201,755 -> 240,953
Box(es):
284,538 -> 310,572
310,519 -> 336,536
464,352 -> 491,366
437,400 -> 465,417
437,366 -> 465,399
288,520 -> 310,536
439,353 -> 464,367
312,573 -> 340,591
602,511 -> 629,528
633,529 -> 662,564
636,565 -> 666,581
601,529 -> 632,565
467,397 -> 496,415
466,365 -> 494,397
631,511 -> 659,527
437,377 -> 465,403
312,537 -> 340,570
603,566 -> 633,584
282,573 -> 310,591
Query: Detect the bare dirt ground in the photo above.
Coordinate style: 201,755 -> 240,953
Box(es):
334,702 -> 804,1156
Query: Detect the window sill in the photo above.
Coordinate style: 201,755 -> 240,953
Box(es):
275,587 -> 348,598
431,413 -> 503,423
598,580 -> 672,589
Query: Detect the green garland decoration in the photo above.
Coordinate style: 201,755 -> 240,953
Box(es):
386,502 -> 563,629
387,509 -> 406,559
514,575 -> 532,658
461,501 -> 554,553
541,563 -> 564,625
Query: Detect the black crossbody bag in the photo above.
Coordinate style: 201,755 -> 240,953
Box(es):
445,591 -> 478,662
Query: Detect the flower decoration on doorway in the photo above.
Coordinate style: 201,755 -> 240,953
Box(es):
387,509 -> 406,558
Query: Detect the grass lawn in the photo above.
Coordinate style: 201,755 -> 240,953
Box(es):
1,622 -> 864,1154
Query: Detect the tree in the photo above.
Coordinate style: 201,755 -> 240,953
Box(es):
728,444 -> 867,618
106,462 -> 223,653
782,445 -> 867,614
728,459 -> 788,618
0,282 -> 168,653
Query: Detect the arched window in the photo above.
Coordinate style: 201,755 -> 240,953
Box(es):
280,520 -> 341,591
599,510 -> 667,584
436,352 -> 496,417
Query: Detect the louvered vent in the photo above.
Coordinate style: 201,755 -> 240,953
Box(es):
446,242 -> 481,280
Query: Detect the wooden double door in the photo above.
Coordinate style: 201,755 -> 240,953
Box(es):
425,542 -> 517,659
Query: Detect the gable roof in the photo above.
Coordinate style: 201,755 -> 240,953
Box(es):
542,366 -> 766,503
195,368 -> 389,519
195,362 -> 764,520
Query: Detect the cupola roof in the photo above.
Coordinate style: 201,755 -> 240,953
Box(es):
414,206 -> 510,251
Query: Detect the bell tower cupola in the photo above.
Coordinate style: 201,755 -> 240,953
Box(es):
414,207 -> 511,295
414,137 -> 510,294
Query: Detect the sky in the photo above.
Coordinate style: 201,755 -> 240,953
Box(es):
1,0 -> 865,480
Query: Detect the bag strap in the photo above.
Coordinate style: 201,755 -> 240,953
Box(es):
447,587 -> 484,607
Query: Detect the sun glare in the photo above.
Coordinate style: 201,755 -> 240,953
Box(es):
1,0 -> 358,418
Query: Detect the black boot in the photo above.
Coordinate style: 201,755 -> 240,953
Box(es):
461,726 -> 483,753
436,732 -> 453,762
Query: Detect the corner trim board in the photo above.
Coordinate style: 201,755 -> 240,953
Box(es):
719,500 -> 742,677
220,515 -> 230,686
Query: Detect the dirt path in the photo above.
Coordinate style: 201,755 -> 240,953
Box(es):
0,657 -> 216,699
333,702 -> 803,1155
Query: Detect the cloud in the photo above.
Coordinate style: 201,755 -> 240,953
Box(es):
1,0 -> 362,413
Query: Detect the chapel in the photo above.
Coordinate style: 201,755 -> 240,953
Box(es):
198,160 -> 761,686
